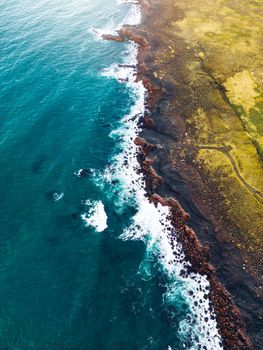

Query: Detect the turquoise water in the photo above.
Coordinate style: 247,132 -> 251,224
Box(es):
0,1 -> 223,349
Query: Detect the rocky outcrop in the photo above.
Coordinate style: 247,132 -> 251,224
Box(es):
101,33 -> 126,42
129,9 -> 254,346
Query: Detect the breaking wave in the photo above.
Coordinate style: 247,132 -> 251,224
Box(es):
93,1 -> 223,349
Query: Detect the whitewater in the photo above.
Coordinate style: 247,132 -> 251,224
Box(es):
0,0 -> 223,349
89,0 -> 224,349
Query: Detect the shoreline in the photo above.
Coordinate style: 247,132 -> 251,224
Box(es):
103,0 -> 228,346
122,1 -> 258,349
131,0 -> 263,349
102,0 -> 262,348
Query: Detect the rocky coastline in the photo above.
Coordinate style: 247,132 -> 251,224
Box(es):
102,0 -> 263,348
131,1 -> 263,349
134,135 -> 253,350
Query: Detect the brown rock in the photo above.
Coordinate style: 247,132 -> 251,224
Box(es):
101,34 -> 125,42
144,116 -> 155,128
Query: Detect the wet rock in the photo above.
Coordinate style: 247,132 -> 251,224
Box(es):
102,33 -> 125,42
47,191 -> 64,202
118,27 -> 149,48
144,116 -> 155,128
75,168 -> 92,178
134,137 -> 157,155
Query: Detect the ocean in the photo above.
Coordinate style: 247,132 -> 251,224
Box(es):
0,1 -> 223,349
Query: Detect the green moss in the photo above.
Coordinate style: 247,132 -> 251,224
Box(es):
147,0 -> 263,273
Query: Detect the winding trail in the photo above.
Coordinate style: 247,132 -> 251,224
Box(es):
196,145 -> 263,205
150,125 -> 263,204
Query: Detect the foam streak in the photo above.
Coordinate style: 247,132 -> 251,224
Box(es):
98,1 -> 223,349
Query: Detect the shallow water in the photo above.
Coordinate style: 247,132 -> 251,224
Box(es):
0,1 -> 222,349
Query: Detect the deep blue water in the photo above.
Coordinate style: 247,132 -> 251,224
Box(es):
0,1 -> 223,349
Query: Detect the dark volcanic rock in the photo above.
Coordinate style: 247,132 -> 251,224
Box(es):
75,168 -> 92,178
102,33 -> 125,42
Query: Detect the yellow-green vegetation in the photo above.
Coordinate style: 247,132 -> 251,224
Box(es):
174,0 -> 263,158
224,71 -> 263,157
144,0 -> 263,278
176,0 -> 263,276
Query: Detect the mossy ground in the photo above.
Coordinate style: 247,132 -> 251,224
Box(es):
142,0 -> 263,280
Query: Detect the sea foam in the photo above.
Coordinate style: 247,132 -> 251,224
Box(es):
97,1 -> 223,349
91,0 -> 141,40
81,200 -> 108,233
53,192 -> 64,201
